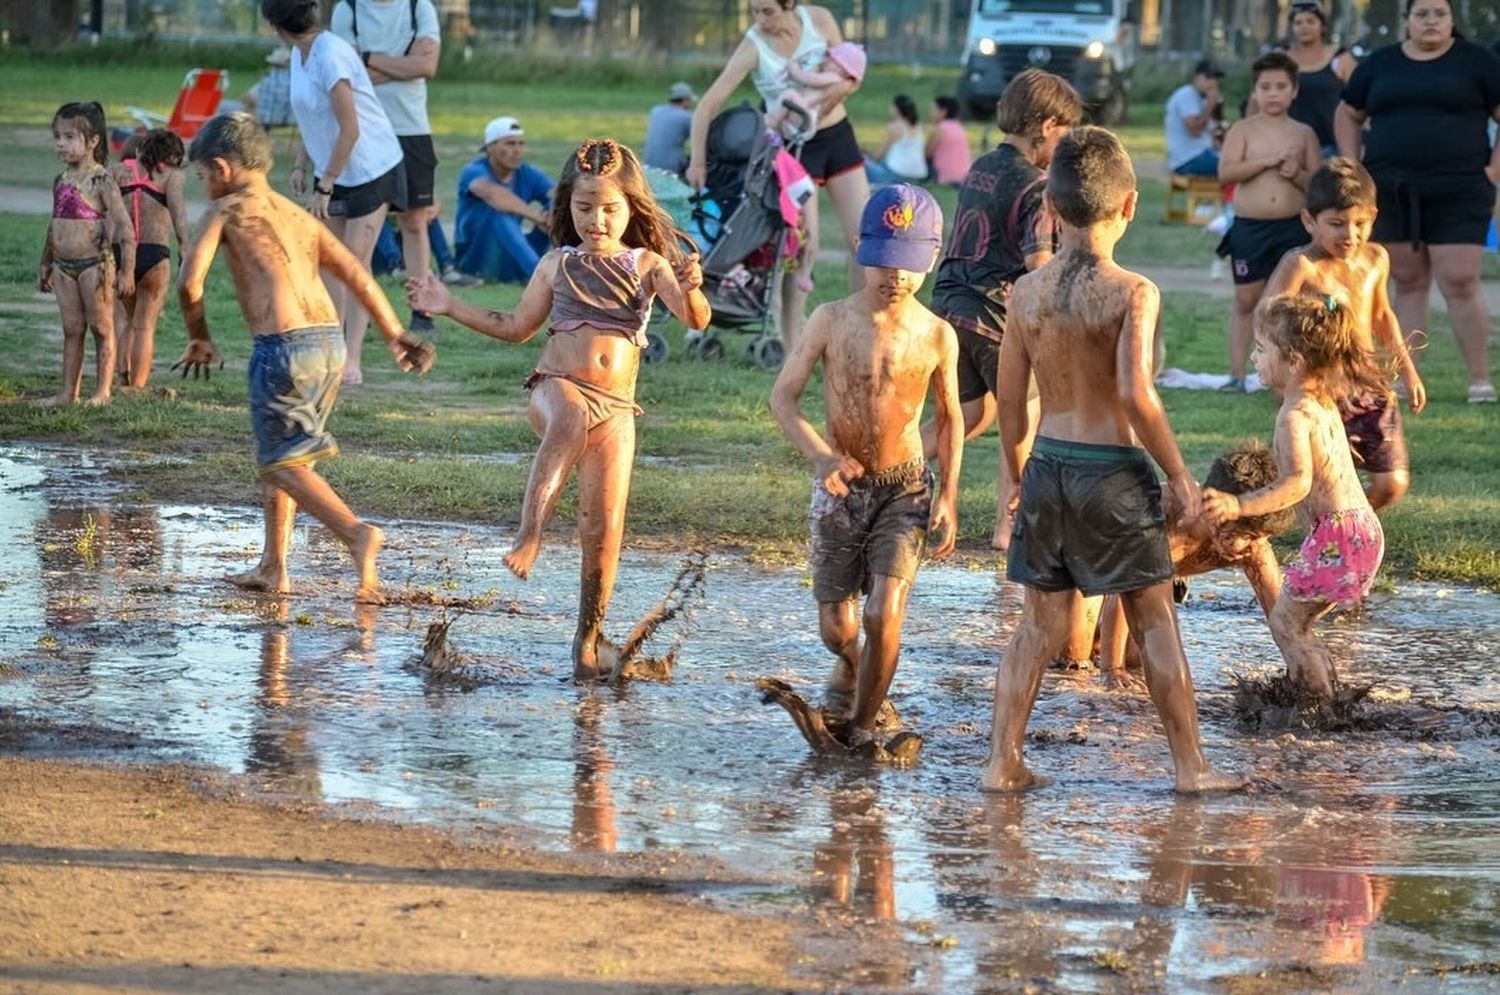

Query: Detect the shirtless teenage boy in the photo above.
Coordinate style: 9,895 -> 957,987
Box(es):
770,184 -> 962,744
1217,51 -> 1321,391
981,127 -> 1240,794
1263,157 -> 1426,510
176,113 -> 433,601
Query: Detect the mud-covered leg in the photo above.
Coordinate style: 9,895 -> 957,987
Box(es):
1268,593 -> 1338,701
125,263 -> 170,388
818,599 -> 860,711
226,481 -> 296,594
78,263 -> 116,406
262,464 -> 383,602
44,268 -> 88,406
508,379 -> 590,580
1122,583 -> 1244,793
851,575 -> 912,737
981,587 -> 1075,791
571,410 -> 635,682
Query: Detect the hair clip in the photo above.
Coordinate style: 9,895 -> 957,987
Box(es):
1325,295 -> 1339,313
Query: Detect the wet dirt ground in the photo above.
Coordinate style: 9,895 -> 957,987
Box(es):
3,444 -> 1500,993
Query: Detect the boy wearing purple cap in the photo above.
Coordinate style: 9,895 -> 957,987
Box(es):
771,183 -> 963,748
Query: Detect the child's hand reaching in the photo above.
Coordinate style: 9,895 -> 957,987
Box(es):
37,263 -> 52,294
673,253 -> 703,293
389,332 -> 436,374
1165,473 -> 1203,523
171,339 -> 223,380
814,453 -> 864,497
928,494 -> 957,559
406,273 -> 454,316
118,266 -> 134,301
1402,369 -> 1427,414
1200,487 -> 1240,526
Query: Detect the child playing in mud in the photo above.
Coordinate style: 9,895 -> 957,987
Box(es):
982,127 -> 1240,794
110,129 -> 190,389
1203,294 -> 1387,703
175,112 -> 434,602
1262,158 -> 1425,511
36,102 -> 134,407
769,183 -> 962,748
1216,51 -> 1321,392
407,138 -> 710,681
1098,443 -> 1294,681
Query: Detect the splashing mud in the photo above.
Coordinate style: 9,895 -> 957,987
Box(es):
5,443 -> 1500,993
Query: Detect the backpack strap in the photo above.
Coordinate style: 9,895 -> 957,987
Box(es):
347,0 -> 421,55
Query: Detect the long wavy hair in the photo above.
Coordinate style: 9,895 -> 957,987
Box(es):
550,138 -> 694,263
1260,293 -> 1387,400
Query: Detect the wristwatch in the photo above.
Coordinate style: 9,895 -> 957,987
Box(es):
313,180 -> 333,196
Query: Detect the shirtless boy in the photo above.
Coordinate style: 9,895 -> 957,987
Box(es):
770,184 -> 962,744
1098,443 -> 1293,680
1263,157 -> 1425,510
1217,51 -> 1321,391
176,113 -> 433,601
981,127 -> 1240,793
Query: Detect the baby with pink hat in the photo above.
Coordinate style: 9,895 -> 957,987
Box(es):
766,41 -> 867,143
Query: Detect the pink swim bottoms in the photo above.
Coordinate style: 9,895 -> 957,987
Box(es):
1284,507 -> 1385,606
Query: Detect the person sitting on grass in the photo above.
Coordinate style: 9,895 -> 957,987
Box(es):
451,116 -> 555,284
1098,443 -> 1294,682
407,138 -> 710,681
769,183 -> 962,750
175,112 -> 434,602
1204,294 -> 1387,704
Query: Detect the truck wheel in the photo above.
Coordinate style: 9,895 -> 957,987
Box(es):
1091,87 -> 1128,127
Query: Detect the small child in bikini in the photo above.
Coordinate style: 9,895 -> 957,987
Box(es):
111,129 -> 189,388
408,138 -> 710,681
37,102 -> 134,407
1204,294 -> 1387,702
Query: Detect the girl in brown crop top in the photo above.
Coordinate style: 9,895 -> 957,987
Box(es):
408,138 -> 710,682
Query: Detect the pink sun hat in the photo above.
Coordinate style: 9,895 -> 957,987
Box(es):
826,42 -> 867,83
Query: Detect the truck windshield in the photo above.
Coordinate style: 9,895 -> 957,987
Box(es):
977,0 -> 1110,14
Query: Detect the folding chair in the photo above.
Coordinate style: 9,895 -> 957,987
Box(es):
125,68 -> 229,141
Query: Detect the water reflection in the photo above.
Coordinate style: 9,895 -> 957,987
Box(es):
812,782 -> 896,920
571,696 -> 617,852
247,600 -> 323,800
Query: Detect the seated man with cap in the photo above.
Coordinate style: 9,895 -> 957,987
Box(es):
1165,59 -> 1226,177
644,82 -> 697,175
452,116 -> 555,283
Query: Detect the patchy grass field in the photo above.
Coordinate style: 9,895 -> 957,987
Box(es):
0,55 -> 1497,585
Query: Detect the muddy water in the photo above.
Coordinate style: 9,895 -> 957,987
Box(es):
3,444 -> 1500,992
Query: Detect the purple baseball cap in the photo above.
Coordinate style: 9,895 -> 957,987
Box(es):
856,184 -> 943,273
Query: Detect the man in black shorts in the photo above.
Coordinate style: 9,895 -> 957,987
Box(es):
333,0 -> 442,331
926,68 -> 1082,550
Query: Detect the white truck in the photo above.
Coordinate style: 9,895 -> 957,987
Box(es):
955,0 -> 1138,126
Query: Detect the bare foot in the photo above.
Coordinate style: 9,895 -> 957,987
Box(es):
86,391 -> 111,408
504,535 -> 541,580
341,367 -> 363,386
990,509 -> 1015,552
1101,667 -> 1145,692
1174,765 -> 1248,794
224,564 -> 290,594
572,630 -> 601,683
980,761 -> 1052,793
349,523 -> 384,601
35,393 -> 75,409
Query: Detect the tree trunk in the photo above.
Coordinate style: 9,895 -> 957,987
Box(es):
5,0 -> 81,47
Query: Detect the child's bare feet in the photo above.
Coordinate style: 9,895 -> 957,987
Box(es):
223,564 -> 291,594
572,631 -> 601,683
350,523 -> 384,602
86,390 -> 111,408
1174,765 -> 1247,794
980,761 -> 1052,793
504,535 -> 541,580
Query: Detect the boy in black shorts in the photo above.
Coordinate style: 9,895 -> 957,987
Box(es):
981,128 -> 1241,794
1262,157 -> 1426,510
771,184 -> 962,749
1216,51 -> 1321,391
926,68 -> 1082,550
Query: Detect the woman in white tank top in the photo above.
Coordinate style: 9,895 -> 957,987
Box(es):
867,94 -> 928,183
686,0 -> 871,353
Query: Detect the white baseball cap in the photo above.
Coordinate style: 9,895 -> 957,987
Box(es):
480,116 -> 524,150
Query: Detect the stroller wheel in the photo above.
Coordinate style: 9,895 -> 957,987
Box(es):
643,332 -> 669,364
699,335 -> 727,362
754,336 -> 785,371
742,336 -> 762,364
683,330 -> 704,358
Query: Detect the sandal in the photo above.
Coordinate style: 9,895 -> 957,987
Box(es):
1468,382 -> 1497,405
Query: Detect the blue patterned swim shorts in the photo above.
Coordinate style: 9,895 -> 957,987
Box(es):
249,326 -> 345,471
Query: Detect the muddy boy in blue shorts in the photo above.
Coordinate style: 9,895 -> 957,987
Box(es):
175,112 -> 433,601
981,128 -> 1242,793
770,184 -> 963,750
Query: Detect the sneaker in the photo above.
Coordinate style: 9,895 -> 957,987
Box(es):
410,312 -> 435,333
441,266 -> 481,287
1218,377 -> 1245,393
1469,382 -> 1497,404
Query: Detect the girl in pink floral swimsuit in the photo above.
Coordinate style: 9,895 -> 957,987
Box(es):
1204,294 -> 1386,703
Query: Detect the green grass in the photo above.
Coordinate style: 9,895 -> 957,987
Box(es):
2,54 -> 1498,585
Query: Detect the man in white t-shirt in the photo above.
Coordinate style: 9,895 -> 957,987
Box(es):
332,0 -> 441,329
1164,59 -> 1225,176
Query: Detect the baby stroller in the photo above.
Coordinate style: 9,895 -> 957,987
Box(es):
684,102 -> 813,370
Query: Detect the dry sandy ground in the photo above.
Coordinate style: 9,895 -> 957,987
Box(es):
0,757 -> 920,995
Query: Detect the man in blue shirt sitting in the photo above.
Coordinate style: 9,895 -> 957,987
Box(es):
643,81 -> 696,175
453,116 -> 554,283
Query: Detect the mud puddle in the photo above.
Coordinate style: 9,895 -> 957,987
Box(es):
3,443 -> 1500,993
